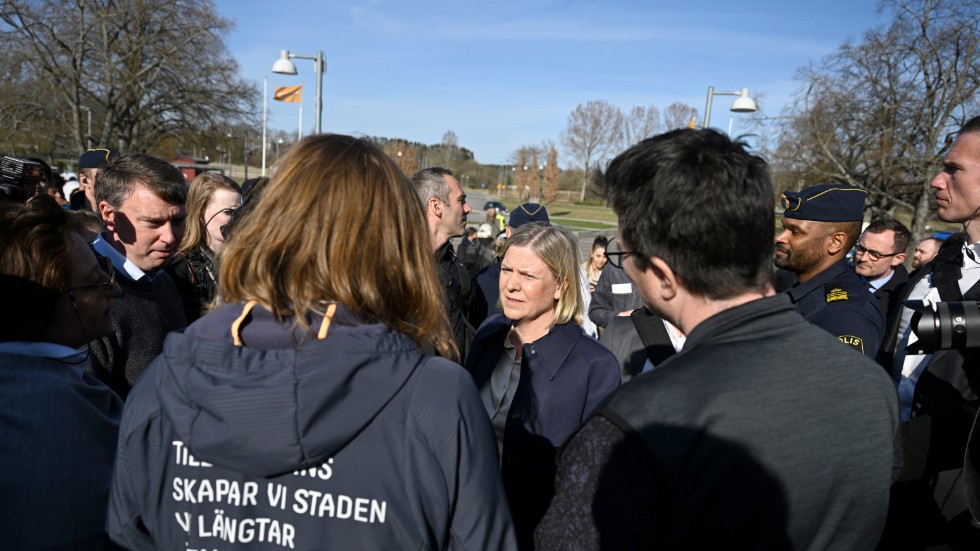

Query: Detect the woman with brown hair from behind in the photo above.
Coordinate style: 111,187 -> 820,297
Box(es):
107,134 -> 516,550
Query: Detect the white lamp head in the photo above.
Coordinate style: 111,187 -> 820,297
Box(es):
731,88 -> 757,113
272,50 -> 298,75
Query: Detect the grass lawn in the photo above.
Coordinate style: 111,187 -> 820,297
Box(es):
551,217 -> 618,231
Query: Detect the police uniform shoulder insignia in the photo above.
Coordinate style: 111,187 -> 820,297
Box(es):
825,286 -> 848,303
837,335 -> 864,354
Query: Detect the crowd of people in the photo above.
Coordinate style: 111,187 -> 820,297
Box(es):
1,118 -> 980,550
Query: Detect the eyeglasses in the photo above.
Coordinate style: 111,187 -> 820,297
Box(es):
853,244 -> 901,262
70,255 -> 115,292
604,238 -> 635,269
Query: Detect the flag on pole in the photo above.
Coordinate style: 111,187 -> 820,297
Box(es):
274,85 -> 303,104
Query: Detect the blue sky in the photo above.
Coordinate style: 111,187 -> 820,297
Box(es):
214,0 -> 884,165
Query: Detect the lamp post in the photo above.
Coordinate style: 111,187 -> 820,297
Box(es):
272,49 -> 326,134
702,86 -> 757,129
276,137 -> 284,162
226,133 -> 234,176
243,134 -> 250,181
79,106 -> 92,150
537,164 -> 544,202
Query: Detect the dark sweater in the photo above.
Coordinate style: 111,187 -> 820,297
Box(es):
89,269 -> 187,399
538,294 -> 899,550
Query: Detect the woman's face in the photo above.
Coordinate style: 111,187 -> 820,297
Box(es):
202,188 -> 241,254
44,232 -> 119,348
500,245 -> 562,331
591,246 -> 607,270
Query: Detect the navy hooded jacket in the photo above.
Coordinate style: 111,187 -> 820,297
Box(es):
108,302 -> 516,550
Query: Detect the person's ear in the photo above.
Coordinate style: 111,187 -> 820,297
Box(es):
649,257 -> 677,300
553,277 -> 568,300
99,201 -> 116,231
826,231 -> 848,255
429,197 -> 443,218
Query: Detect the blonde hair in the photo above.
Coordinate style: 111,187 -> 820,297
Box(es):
178,172 -> 240,254
502,222 -> 583,325
219,134 -> 456,359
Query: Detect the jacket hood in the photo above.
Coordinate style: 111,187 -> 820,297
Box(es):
155,303 -> 424,478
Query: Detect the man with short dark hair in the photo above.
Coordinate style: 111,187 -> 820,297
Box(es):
411,167 -> 474,360
879,115 -> 980,548
536,129 -> 898,550
773,184 -> 884,357
854,217 -> 911,321
89,153 -> 188,398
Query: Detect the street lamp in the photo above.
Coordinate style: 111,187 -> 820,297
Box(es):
702,86 -> 757,129
272,49 -> 326,134
276,137 -> 284,162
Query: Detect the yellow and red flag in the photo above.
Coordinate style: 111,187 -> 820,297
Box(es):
274,85 -> 302,103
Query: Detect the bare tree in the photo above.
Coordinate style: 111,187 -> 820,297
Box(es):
662,102 -> 699,130
773,0 -> 980,246
543,146 -> 559,204
426,129 -> 462,170
514,150 -> 533,202
1,0 -> 258,153
619,105 -> 662,149
509,144 -> 545,166
561,100 -> 623,201
381,140 -> 423,176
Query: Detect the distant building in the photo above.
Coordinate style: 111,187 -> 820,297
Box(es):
171,155 -> 225,182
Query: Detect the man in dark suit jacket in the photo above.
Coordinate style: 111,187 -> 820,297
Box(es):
853,217 -> 911,322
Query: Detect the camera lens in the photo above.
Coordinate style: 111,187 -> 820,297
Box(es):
907,300 -> 980,353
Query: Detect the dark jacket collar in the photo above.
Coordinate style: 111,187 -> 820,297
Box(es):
435,241 -> 455,263
524,321 -> 581,380
468,315 -> 583,383
678,294 -> 795,354
787,259 -> 850,302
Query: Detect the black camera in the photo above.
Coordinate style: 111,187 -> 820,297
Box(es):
0,156 -> 46,202
905,299 -> 980,353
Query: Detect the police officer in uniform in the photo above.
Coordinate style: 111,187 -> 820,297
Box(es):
773,183 -> 884,357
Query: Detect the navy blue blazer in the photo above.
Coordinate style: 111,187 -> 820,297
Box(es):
465,314 -> 620,548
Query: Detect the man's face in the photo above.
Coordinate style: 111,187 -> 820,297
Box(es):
440,175 -> 471,238
100,183 -> 187,272
912,238 -> 941,269
854,229 -> 904,280
79,168 -> 100,213
773,217 -> 828,275
932,132 -> 980,225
